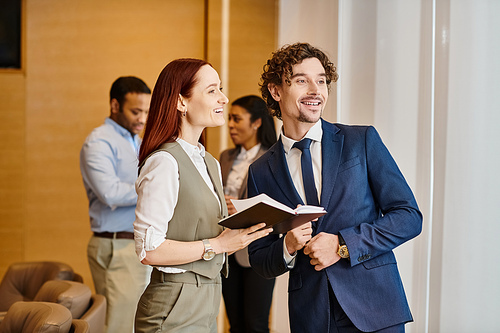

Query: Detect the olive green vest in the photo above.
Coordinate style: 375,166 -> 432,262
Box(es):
150,141 -> 228,279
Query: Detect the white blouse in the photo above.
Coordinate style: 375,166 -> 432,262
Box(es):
133,138 -> 222,273
224,143 -> 261,197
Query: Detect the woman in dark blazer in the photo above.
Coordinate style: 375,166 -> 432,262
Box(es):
219,95 -> 277,333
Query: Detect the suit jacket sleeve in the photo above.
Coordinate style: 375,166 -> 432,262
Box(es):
338,126 -> 422,267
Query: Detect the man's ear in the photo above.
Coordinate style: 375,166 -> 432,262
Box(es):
110,98 -> 120,114
267,83 -> 281,102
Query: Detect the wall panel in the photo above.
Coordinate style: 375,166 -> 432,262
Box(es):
205,0 -> 277,156
2,0 -> 206,289
0,2 -> 277,332
0,72 -> 26,277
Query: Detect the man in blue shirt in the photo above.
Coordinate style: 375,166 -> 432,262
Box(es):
80,76 -> 152,333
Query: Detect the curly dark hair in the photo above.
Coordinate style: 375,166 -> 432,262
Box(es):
259,43 -> 339,120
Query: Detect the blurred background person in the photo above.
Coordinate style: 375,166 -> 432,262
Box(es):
80,76 -> 152,333
220,95 -> 277,333
133,59 -> 272,333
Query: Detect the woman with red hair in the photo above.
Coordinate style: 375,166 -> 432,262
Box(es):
133,58 -> 272,332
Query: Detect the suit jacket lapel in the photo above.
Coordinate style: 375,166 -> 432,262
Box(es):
318,120 -> 343,228
268,138 -> 303,207
220,147 -> 239,186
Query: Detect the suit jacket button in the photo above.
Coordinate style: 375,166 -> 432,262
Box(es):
358,254 -> 370,262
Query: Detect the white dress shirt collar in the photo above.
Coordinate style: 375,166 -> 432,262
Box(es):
281,120 -> 323,154
176,137 -> 206,158
239,143 -> 261,161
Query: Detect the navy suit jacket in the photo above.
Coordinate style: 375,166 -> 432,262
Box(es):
247,120 -> 422,332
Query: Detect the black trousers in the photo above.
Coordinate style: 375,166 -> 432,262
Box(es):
222,255 -> 276,333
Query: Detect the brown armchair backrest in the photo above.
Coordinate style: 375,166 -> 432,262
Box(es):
0,301 -> 72,333
34,280 -> 105,333
0,262 -> 75,312
34,281 -> 91,319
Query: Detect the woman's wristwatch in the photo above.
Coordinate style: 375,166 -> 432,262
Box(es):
202,239 -> 216,261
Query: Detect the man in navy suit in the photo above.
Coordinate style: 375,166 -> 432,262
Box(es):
247,43 -> 423,332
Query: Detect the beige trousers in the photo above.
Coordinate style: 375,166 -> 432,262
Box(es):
135,269 -> 221,333
87,236 -> 152,333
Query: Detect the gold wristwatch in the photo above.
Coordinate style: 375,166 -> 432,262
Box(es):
337,234 -> 350,259
337,244 -> 350,259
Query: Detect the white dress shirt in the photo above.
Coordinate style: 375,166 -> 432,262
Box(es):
133,138 -> 222,273
281,121 -> 323,204
280,120 -> 323,265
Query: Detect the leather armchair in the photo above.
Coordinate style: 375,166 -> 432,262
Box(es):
34,281 -> 91,319
0,261 -> 76,312
0,301 -> 72,333
0,264 -> 105,333
33,280 -> 106,333
69,319 -> 89,333
79,294 -> 106,333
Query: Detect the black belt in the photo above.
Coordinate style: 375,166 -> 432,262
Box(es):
93,231 -> 134,240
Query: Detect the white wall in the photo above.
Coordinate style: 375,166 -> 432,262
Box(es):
276,0 -> 500,332
436,1 -> 500,332
339,2 -> 426,331
278,0 -> 338,122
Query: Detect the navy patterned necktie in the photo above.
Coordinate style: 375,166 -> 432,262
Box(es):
293,138 -> 319,206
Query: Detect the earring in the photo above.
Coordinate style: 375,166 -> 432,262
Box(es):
183,110 -> 187,117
